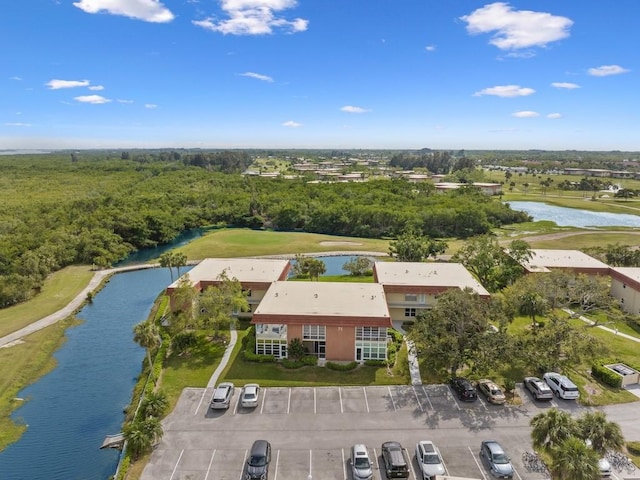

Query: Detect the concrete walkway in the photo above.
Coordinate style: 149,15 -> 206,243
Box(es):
207,327 -> 238,388
563,308 -> 640,343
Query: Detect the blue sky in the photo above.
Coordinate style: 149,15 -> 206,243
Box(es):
2,1 -> 638,151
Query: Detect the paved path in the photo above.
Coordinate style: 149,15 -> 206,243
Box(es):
563,308 -> 640,343
0,264 -> 159,349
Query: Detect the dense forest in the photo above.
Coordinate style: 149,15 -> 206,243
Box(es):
0,153 -> 530,308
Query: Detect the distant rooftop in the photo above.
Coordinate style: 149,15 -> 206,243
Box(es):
522,249 -> 609,273
254,281 -> 389,318
374,262 -> 490,296
168,258 -> 290,288
610,267 -> 640,283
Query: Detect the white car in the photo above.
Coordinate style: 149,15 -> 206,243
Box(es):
543,372 -> 580,400
240,383 -> 260,408
415,440 -> 446,479
210,382 -> 235,410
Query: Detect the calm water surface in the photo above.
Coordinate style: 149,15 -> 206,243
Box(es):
508,201 -> 640,228
0,267 -> 184,480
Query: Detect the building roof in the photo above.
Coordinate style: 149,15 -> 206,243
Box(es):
254,281 -> 390,318
610,267 -> 640,284
168,258 -> 291,288
374,262 -> 490,296
522,249 -> 609,273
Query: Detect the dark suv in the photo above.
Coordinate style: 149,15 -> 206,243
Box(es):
450,377 -> 477,401
246,440 -> 271,480
381,441 -> 409,478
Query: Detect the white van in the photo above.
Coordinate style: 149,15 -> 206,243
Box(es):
543,372 -> 580,400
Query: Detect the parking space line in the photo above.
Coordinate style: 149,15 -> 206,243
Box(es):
273,449 -> 280,480
448,386 -> 461,410
412,386 -> 424,413
363,387 -> 370,413
309,449 -> 313,478
260,388 -> 266,415
405,447 -> 418,480
468,445 -> 487,480
204,449 -> 216,480
195,388 -> 208,415
314,387 -> 317,414
387,386 -> 397,411
421,385 -> 434,411
287,388 -> 291,414
168,449 -> 184,480
233,393 -> 240,415
373,448 -> 381,476
339,387 -> 344,413
513,465 -> 524,480
477,394 -> 488,411
342,448 -> 347,480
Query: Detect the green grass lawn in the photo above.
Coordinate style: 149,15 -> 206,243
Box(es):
0,265 -> 95,338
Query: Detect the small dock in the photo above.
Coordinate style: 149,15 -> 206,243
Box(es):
100,433 -> 125,450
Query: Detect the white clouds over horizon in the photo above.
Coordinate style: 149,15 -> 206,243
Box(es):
547,113 -> 562,119
512,111 -> 539,118
588,65 -> 629,76
46,79 -> 90,89
282,120 -> 301,127
341,105 -> 370,113
552,82 -> 580,89
73,0 -> 174,23
193,0 -> 308,35
461,2 -> 572,50
240,72 -> 274,82
474,85 -> 535,97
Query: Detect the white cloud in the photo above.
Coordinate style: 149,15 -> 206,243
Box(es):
425,45 -> 436,52
74,95 -> 111,104
117,99 -> 134,104
9,76 -> 22,81
547,113 -> 562,119
240,72 -> 274,82
193,0 -> 308,35
144,103 -> 158,109
512,110 -> 539,118
461,2 -> 573,50
4,122 -> 32,127
73,0 -> 174,23
46,79 -> 90,89
88,85 -> 105,91
282,120 -> 301,127
473,85 -> 535,97
588,65 -> 630,77
552,82 -> 580,89
341,105 -> 370,113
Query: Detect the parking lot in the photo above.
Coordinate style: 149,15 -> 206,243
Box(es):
143,384 -> 620,480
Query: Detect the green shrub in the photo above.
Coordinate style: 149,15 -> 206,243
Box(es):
591,360 -> 623,388
301,355 -> 318,366
242,351 -> 276,363
627,441 -> 640,456
281,359 -> 304,369
364,359 -> 386,367
326,361 -> 358,371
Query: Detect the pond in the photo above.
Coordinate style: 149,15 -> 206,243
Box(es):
289,254 -> 381,277
507,201 -> 640,228
0,266 -> 187,480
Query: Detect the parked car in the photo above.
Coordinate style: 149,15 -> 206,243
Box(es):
543,372 -> 580,400
245,439 -> 271,480
480,441 -> 514,479
381,441 -> 410,478
241,383 -> 261,408
350,444 -> 373,480
415,440 -> 446,480
210,382 -> 235,410
476,379 -> 506,405
523,376 -> 554,401
585,440 -> 611,477
450,377 -> 477,401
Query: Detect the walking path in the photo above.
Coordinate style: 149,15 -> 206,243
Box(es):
207,327 -> 238,388
563,308 -> 640,343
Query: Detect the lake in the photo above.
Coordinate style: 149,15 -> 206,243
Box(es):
507,201 -> 640,228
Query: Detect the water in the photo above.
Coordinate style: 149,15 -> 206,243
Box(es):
116,228 -> 208,266
290,255 -> 378,277
0,267 -> 185,480
507,201 -> 640,228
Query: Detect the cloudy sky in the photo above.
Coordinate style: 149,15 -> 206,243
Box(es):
1,1 -> 638,150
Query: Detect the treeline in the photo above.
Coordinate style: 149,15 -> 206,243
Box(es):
389,151 -> 475,174
0,154 -> 529,308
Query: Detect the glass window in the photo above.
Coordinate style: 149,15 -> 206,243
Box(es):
356,326 -> 387,341
405,308 -> 416,317
404,294 -> 417,302
303,325 -> 326,340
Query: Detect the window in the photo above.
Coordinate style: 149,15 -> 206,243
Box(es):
356,340 -> 387,360
404,308 -> 416,317
243,289 -> 253,297
356,326 -> 387,341
303,325 -> 326,340
404,294 -> 417,302
256,339 -> 287,358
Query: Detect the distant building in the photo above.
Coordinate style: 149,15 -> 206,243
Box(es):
519,249 -> 609,275
610,267 -> 640,314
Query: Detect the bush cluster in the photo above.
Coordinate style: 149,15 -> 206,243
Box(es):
591,359 -> 624,388
326,361 -> 358,371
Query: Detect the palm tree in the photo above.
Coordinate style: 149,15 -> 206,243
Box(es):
133,321 -> 161,373
577,411 -> 625,454
140,416 -> 164,445
550,437 -> 600,480
123,420 -> 153,460
520,292 -> 548,327
141,390 -> 169,418
530,408 -> 579,453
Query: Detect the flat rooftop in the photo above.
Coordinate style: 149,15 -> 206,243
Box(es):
374,262 -> 490,296
254,282 -> 390,318
611,267 -> 640,283
169,258 -> 290,288
522,249 -> 609,273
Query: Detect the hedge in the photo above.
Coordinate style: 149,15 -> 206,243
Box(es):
326,361 -> 358,371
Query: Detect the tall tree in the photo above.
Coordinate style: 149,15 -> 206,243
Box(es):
550,437 -> 600,480
389,230 -> 448,262
576,411 -> 624,454
133,321 -> 161,374
197,270 -> 249,333
530,408 -> 579,453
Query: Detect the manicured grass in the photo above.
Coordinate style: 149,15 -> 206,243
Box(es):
173,228 -> 390,260
0,317 -> 76,451
526,232 -> 640,250
0,265 -> 94,338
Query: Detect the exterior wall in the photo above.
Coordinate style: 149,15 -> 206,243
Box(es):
287,324 -> 303,343
388,306 -> 427,322
611,278 -> 640,314
326,326 -> 356,361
